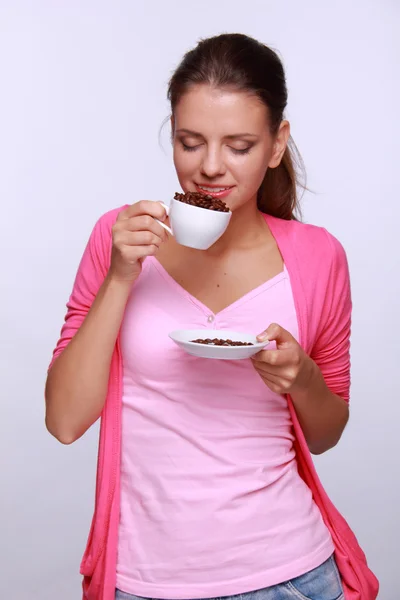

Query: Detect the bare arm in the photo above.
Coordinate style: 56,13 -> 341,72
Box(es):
252,323 -> 349,455
45,275 -> 131,444
45,201 -> 167,444
288,359 -> 349,454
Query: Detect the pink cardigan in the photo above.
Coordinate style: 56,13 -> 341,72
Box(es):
50,208 -> 379,600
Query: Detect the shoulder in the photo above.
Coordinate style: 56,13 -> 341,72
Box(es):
266,214 -> 348,271
298,220 -> 348,267
281,219 -> 351,307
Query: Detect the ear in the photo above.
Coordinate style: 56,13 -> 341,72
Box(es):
170,115 -> 175,136
268,120 -> 290,168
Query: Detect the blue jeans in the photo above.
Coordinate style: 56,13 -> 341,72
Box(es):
115,555 -> 344,600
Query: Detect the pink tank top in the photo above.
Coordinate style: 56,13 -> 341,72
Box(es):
116,257 -> 334,599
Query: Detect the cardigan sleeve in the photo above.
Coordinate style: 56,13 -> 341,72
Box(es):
310,231 -> 352,402
49,209 -> 119,368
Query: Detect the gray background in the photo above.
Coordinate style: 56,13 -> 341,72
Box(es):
1,1 -> 399,598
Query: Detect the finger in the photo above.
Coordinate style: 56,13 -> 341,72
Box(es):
121,215 -> 168,239
118,201 -> 167,222
253,369 -> 285,394
252,361 -> 286,378
257,323 -> 294,348
256,371 -> 282,385
115,230 -> 165,249
252,349 -> 285,367
119,244 -> 161,264
252,363 -> 280,382
134,244 -> 161,260
113,217 -> 168,245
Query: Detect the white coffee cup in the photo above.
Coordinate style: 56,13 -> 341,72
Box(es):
156,198 -> 232,250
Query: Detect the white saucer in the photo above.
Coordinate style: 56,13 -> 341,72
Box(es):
169,329 -> 269,360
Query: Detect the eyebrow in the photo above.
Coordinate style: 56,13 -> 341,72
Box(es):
176,128 -> 258,140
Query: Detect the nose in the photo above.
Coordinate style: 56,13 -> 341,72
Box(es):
200,146 -> 226,179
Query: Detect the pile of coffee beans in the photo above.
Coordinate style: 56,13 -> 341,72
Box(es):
190,338 -> 254,347
174,191 -> 230,213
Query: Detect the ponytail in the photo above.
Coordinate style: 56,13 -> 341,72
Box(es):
257,137 -> 305,221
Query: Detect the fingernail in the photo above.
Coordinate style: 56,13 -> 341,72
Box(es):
257,332 -> 269,341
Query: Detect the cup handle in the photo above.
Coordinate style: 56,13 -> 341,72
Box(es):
155,202 -> 173,236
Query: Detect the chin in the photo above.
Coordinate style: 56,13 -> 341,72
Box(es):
227,197 -> 255,213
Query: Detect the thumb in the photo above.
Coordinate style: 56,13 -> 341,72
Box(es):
257,323 -> 293,347
156,201 -> 169,221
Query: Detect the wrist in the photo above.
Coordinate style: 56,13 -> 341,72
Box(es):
104,272 -> 136,294
292,356 -> 324,399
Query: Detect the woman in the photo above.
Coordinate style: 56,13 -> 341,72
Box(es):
45,34 -> 378,600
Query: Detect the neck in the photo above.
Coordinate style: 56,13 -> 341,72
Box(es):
205,198 -> 269,256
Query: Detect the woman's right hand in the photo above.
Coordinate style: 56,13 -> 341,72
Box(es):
109,201 -> 168,283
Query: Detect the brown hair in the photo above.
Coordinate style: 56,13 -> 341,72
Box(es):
168,33 -> 306,220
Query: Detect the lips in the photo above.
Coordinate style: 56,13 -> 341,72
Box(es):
195,184 -> 234,199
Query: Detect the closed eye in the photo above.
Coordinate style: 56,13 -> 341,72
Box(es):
230,147 -> 252,155
182,142 -> 202,152
181,142 -> 252,155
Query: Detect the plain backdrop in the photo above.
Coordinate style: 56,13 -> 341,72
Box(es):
1,1 -> 399,599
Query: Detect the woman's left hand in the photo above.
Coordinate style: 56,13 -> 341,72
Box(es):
251,323 -> 316,395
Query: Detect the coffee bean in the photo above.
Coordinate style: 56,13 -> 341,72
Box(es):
190,338 -> 253,347
174,191 -> 230,212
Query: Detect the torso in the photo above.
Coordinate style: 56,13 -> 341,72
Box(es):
116,217 -> 334,597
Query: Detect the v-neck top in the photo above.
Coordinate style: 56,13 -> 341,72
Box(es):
50,208 -> 378,600
116,256 -> 334,598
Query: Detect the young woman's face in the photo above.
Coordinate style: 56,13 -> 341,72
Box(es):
172,84 -> 289,213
